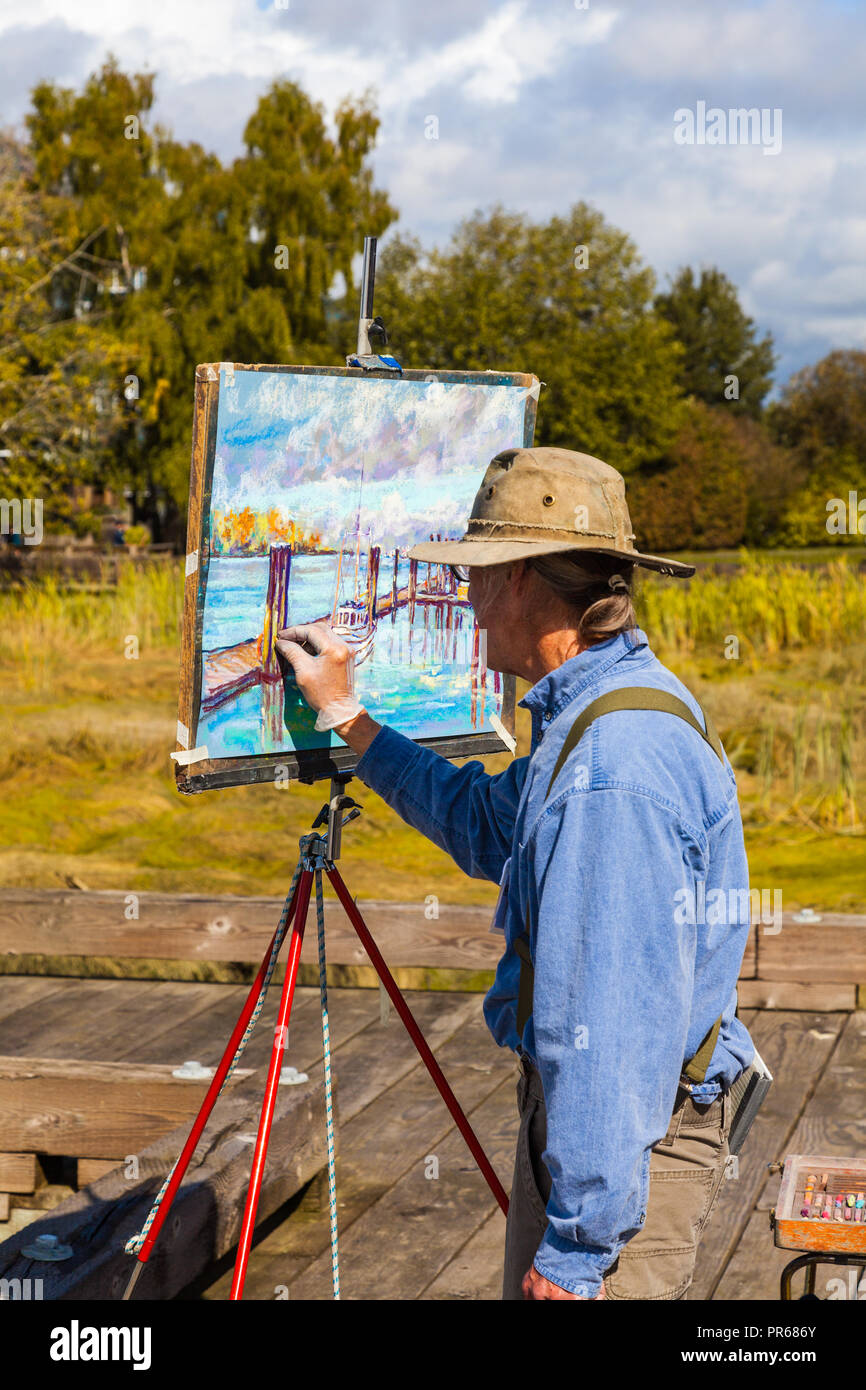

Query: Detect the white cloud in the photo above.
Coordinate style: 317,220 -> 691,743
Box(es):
0,0 -> 863,388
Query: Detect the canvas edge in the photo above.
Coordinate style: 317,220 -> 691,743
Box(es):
175,366 -> 220,794
175,730 -> 516,794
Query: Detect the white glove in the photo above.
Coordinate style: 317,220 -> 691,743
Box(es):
274,622 -> 367,733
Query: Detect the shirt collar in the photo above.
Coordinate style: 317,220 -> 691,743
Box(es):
519,627 -> 651,744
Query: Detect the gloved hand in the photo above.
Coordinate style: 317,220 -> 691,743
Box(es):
275,622 -> 366,731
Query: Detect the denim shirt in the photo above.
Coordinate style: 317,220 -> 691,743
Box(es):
355,627 -> 755,1297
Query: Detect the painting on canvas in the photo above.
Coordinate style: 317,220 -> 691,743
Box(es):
176,364 -> 538,790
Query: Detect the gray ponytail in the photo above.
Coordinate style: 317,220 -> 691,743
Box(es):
527,552 -> 637,646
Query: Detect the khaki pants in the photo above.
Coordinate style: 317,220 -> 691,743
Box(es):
502,1059 -> 731,1300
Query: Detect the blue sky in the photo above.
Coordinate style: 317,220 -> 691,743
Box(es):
1,0 -> 863,392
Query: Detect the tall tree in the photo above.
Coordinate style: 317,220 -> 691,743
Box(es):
0,136 -> 123,518
654,266 -> 776,418
237,81 -> 396,359
22,60 -> 396,537
769,349 -> 866,459
767,350 -> 866,545
627,401 -> 752,552
376,204 -> 688,475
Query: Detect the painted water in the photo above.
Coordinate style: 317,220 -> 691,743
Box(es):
198,552 -> 499,757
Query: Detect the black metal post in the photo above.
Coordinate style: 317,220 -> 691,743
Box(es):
357,236 -> 377,356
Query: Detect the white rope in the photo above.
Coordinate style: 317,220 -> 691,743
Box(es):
314,866 -> 341,1299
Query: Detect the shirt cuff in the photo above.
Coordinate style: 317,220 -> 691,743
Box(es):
688,1079 -> 722,1103
354,724 -> 418,799
532,1228 -> 613,1298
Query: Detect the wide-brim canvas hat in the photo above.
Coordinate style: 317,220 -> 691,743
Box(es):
408,447 -> 695,578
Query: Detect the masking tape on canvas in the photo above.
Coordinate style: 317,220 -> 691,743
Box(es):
218,361 -> 235,387
490,713 -> 517,755
185,549 -> 198,577
171,745 -> 209,766
176,720 -> 190,749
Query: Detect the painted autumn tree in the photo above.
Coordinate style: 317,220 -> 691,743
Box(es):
375,204 -> 689,475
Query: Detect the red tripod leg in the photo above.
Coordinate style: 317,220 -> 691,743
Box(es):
123,875 -> 305,1297
326,865 -> 509,1216
230,867 -> 314,1300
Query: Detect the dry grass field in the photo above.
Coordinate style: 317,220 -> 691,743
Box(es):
1,552 -> 863,911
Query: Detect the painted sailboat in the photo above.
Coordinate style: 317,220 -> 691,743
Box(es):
330,525 -> 378,666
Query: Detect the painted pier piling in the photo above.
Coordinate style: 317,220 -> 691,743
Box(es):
261,544 -> 292,679
390,550 -> 400,624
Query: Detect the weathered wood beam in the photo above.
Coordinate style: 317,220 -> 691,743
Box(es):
0,1056 -> 253,1159
0,889 -> 499,972
4,892 -> 866,997
77,1159 -> 121,1186
737,980 -> 857,1011
0,1153 -> 41,1194
757,913 -> 866,982
0,1064 -> 332,1299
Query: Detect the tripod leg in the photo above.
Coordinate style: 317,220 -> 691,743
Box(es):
326,865 -> 509,1216
230,867 -> 314,1300
123,875 -> 305,1296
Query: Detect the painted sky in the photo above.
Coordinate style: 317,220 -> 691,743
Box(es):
0,1 -> 863,392
209,370 -> 532,549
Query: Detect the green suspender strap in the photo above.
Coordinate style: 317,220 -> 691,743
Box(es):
514,686 -> 725,1086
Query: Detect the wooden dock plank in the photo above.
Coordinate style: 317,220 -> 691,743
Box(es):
737,980 -> 856,1011
66,979 -> 237,1056
740,928 -> 756,980
121,983 -> 310,1067
0,1153 -> 41,1194
126,983 -> 380,1081
77,1158 -> 122,1185
688,1009 -> 846,1300
0,979 -> 243,1064
313,991 -> 483,1123
91,981 -> 255,1064
0,889 -> 500,976
0,1061 -> 331,1300
6,892 -> 866,998
0,1054 -> 253,1158
193,994 -> 506,1299
283,1074 -> 518,1300
779,1011 -> 866,1162
422,1206 -> 506,1300
712,1208 -> 800,1301
0,979 -> 128,1054
313,1003 -> 512,1196
0,977 -> 82,1025
757,913 -> 866,983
